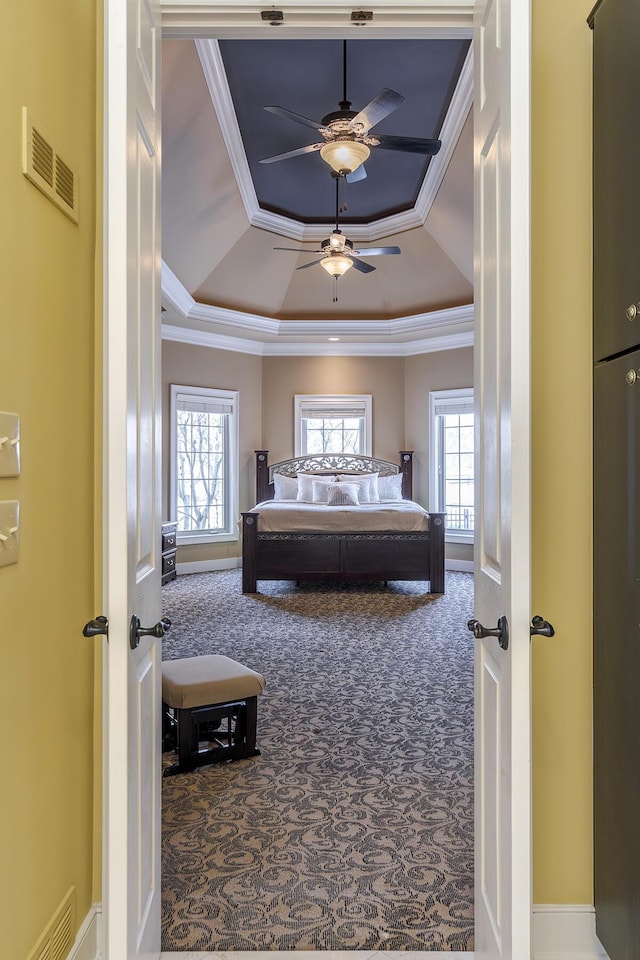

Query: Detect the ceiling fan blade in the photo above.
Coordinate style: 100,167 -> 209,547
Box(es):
296,258 -> 325,270
353,246 -> 401,256
374,135 -> 442,155
259,142 -> 324,164
346,164 -> 367,184
350,88 -> 405,133
350,257 -> 377,274
264,105 -> 324,131
273,246 -> 318,252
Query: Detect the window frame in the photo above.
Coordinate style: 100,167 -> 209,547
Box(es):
429,387 -> 475,544
169,384 -> 239,545
294,394 -> 372,457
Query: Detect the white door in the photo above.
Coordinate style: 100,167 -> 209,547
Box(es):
103,0 -> 162,956
473,0 -> 532,957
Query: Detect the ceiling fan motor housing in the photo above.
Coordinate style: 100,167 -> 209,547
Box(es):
321,106 -> 357,126
321,235 -> 353,253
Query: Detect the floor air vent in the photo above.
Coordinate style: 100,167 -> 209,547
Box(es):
26,886 -> 75,960
22,108 -> 79,223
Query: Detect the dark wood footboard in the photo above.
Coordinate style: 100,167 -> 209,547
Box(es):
241,511 -> 446,595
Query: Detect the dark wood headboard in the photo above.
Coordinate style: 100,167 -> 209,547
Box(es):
255,450 -> 413,502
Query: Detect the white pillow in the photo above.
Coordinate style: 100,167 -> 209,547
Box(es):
377,473 -> 404,501
296,473 -> 336,501
273,473 -> 298,500
337,472 -> 380,503
311,479 -> 337,504
326,482 -> 360,507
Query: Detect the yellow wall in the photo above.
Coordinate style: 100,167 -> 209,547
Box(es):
0,0 -> 98,955
531,0 -> 594,902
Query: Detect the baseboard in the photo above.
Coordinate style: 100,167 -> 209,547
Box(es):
176,556 -> 242,576
69,904 -> 102,960
446,558 -> 474,572
532,904 -> 610,959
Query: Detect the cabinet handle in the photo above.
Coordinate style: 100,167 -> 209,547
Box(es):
625,369 -> 640,386
626,303 -> 640,321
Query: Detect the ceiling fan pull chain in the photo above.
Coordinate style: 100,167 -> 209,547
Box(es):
333,276 -> 339,303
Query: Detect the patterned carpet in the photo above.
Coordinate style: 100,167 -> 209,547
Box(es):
161,570 -> 475,952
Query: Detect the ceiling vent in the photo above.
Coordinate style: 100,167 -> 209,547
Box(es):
26,886 -> 75,960
22,108 -> 79,223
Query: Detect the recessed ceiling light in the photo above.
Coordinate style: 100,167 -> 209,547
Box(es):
328,337 -> 340,341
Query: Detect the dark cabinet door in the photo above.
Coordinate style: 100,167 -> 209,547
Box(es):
591,0 -> 640,361
594,349 -> 640,960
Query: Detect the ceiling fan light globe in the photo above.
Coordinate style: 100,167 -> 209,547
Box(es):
320,254 -> 353,278
320,140 -> 370,174
329,231 -> 346,252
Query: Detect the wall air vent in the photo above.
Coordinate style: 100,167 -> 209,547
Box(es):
22,108 -> 79,223
26,886 -> 75,960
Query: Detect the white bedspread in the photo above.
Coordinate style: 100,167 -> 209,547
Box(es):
249,499 -> 430,533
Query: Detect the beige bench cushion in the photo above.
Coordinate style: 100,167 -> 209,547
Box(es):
162,654 -> 267,709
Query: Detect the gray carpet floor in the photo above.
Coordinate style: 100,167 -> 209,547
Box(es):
161,570 -> 475,952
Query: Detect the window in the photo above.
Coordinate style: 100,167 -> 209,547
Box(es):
429,388 -> 474,541
294,395 -> 372,457
170,385 -> 238,543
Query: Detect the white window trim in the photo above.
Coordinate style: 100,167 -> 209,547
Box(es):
294,394 -> 372,457
170,384 -> 239,544
428,387 -> 474,543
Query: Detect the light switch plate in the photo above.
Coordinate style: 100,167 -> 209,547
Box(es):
0,500 -> 19,567
0,412 -> 20,476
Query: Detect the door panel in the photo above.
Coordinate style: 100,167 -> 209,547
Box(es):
474,0 -> 532,956
104,0 -> 162,956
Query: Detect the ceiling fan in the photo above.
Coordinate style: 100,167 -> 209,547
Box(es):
259,40 -> 442,182
274,177 -> 401,301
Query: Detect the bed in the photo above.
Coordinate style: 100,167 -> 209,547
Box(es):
241,450 -> 445,594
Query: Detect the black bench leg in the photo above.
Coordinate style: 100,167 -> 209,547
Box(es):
242,696 -> 258,755
177,707 -> 196,772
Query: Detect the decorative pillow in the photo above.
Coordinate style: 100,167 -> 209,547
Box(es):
273,473 -> 298,501
377,473 -> 403,501
311,479 -> 337,504
296,473 -> 336,501
337,472 -> 380,503
326,482 -> 360,507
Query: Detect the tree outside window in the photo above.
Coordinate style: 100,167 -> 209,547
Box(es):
295,395 -> 372,457
170,386 -> 238,543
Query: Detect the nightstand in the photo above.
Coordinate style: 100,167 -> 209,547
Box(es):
161,521 -> 178,584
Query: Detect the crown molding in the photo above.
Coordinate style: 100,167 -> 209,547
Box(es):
161,261 -> 474,355
195,38 -> 473,243
162,322 -> 267,354
162,260 -> 197,315
162,321 -> 473,356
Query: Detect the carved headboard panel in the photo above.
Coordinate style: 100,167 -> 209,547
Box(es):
255,451 -> 413,502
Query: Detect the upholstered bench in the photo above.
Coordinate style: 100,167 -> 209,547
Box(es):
162,654 -> 267,776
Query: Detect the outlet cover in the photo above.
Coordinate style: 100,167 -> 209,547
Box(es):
0,500 -> 19,567
0,412 -> 20,476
